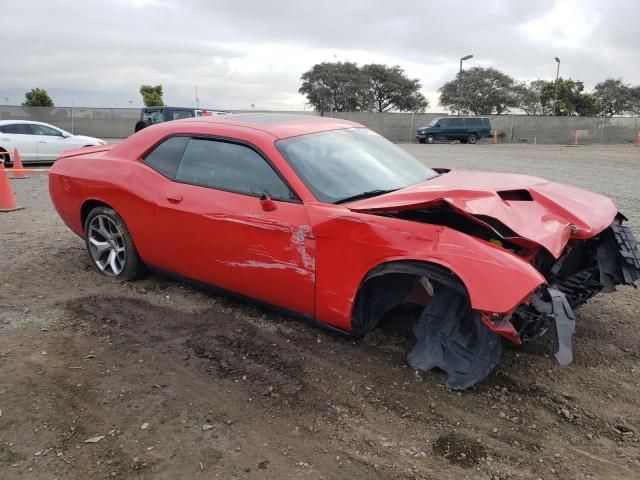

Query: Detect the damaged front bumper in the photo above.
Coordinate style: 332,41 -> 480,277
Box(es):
407,220 -> 639,390
505,221 -> 640,365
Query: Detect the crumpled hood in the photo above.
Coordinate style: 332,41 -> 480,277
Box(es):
347,170 -> 618,258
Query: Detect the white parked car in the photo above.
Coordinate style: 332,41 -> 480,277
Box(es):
0,120 -> 106,165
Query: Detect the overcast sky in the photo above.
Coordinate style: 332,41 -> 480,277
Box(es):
2,0 -> 639,111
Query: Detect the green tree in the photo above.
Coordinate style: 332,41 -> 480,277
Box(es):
539,78 -> 594,116
574,92 -> 600,117
139,84 -> 164,107
593,78 -> 632,116
360,64 -> 428,113
514,80 -> 549,115
438,67 -> 518,115
629,86 -> 640,115
22,88 -> 54,107
299,62 -> 366,113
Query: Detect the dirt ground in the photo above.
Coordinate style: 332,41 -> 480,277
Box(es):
1,145 -> 639,479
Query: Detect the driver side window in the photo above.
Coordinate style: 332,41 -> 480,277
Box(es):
175,138 -> 296,202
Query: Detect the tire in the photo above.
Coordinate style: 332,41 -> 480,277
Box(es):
84,206 -> 144,281
134,120 -> 149,133
418,138 -> 426,144
0,149 -> 11,168
426,135 -> 435,144
467,134 -> 478,144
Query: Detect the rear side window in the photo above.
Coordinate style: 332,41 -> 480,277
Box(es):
175,138 -> 294,201
172,110 -> 194,120
449,118 -> 464,127
143,136 -> 189,178
142,110 -> 165,124
0,123 -> 30,134
465,118 -> 483,127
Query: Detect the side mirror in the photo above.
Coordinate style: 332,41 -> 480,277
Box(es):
259,194 -> 277,212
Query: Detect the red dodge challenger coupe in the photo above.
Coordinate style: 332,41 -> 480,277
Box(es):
49,114 -> 640,389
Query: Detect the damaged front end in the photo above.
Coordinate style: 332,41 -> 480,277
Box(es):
487,217 -> 640,368
347,171 -> 640,389
365,213 -> 640,390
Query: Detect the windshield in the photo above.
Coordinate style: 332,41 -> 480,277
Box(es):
276,128 -> 437,204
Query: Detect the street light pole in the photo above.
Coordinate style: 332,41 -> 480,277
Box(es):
458,54 -> 473,116
553,57 -> 560,116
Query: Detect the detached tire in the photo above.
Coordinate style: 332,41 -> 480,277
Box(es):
84,206 -> 144,281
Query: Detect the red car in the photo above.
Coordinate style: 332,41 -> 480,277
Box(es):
49,114 -> 640,389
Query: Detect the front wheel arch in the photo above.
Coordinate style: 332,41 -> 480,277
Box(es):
351,260 -> 470,336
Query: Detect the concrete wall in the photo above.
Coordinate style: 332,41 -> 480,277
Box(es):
325,111 -> 640,144
1,106 -> 639,144
0,106 -> 314,138
0,106 -> 140,138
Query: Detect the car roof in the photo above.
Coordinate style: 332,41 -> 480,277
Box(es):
175,113 -> 364,139
143,106 -> 192,110
0,120 -> 58,127
437,116 -> 489,120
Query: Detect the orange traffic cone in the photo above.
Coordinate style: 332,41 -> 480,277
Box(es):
572,130 -> 579,146
636,131 -> 640,147
10,149 -> 28,179
492,130 -> 498,144
0,163 -> 23,212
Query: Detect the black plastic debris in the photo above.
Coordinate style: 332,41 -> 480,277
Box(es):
598,222 -> 640,291
407,286 -> 502,390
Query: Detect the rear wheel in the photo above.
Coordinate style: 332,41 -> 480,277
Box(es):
84,206 -> 144,281
134,120 -> 149,133
467,134 -> 478,144
426,135 -> 435,144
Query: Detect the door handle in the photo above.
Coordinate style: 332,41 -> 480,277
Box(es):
0,138 -> 9,141
166,192 -> 183,203
38,140 -> 47,144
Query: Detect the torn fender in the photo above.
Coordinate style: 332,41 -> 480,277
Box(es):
306,204 -> 546,332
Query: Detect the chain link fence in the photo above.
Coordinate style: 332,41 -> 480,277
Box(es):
324,112 -> 640,144
1,106 -> 639,144
0,106 -> 140,138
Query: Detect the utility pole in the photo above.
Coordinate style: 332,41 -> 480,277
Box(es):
553,57 -> 560,116
458,54 -> 473,116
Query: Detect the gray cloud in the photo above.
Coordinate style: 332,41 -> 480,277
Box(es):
1,0 -> 638,109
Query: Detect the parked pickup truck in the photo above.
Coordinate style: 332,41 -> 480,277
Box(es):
134,107 -> 227,132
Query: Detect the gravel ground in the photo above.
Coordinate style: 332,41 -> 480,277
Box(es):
0,144 -> 639,480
